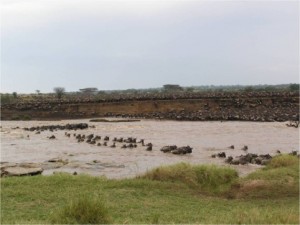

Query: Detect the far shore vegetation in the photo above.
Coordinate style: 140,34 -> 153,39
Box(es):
1,83 -> 299,105
1,154 -> 299,224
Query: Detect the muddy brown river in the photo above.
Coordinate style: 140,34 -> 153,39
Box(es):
1,119 -> 299,178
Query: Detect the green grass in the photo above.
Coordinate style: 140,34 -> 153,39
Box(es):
1,155 -> 299,224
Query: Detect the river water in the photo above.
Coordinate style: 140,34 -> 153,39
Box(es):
1,119 -> 299,178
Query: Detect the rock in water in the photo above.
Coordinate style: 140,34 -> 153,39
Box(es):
1,167 -> 43,177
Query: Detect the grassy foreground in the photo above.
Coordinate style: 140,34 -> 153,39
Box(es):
1,155 -> 299,224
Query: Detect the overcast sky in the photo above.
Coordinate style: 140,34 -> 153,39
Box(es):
1,0 -> 299,93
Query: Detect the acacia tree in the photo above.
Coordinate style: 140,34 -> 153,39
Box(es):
53,87 -> 65,99
12,92 -> 18,98
289,84 -> 299,92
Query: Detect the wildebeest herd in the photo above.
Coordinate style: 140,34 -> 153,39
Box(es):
212,147 -> 298,166
23,123 -> 193,155
21,123 -> 298,161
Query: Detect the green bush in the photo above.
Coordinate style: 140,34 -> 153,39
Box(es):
50,195 -> 111,224
1,94 -> 13,104
11,115 -> 20,120
12,92 -> 18,98
22,115 -> 32,121
289,83 -> 300,91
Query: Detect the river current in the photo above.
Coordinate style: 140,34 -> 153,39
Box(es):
1,119 -> 298,178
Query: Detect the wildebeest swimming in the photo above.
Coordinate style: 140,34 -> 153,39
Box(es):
160,145 -> 192,155
25,123 -> 194,155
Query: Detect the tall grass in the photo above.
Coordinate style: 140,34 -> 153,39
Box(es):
142,162 -> 238,194
229,154 -> 299,199
50,195 -> 111,224
266,154 -> 299,169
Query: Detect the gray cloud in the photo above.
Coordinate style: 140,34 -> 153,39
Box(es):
1,0 -> 299,93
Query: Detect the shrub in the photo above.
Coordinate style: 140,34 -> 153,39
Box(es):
1,94 -> 13,105
11,115 -> 31,121
53,87 -> 65,99
50,195 -> 111,224
22,115 -> 32,121
289,83 -> 300,91
11,115 -> 20,120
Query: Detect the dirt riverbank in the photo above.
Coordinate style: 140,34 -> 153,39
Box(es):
1,93 -> 299,121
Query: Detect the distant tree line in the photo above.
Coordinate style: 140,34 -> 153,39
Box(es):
0,92 -> 18,105
0,83 -> 299,104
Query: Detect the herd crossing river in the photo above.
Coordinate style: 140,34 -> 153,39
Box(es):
1,119 -> 299,178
